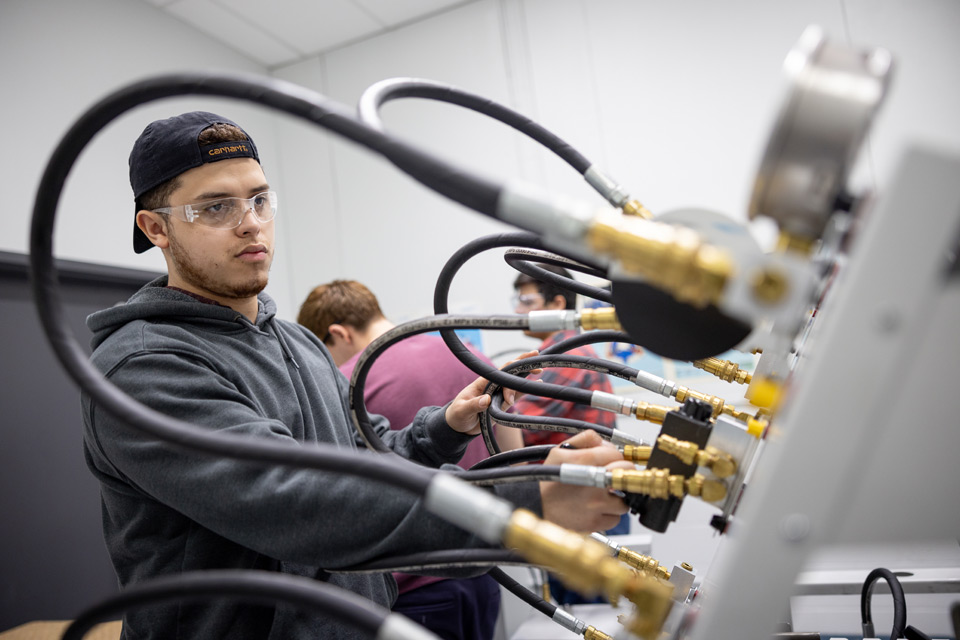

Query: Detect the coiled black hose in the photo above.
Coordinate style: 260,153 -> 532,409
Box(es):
860,567 -> 907,640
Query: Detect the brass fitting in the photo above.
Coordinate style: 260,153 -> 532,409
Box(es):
656,434 -> 737,478
503,509 -> 673,639
674,386 -> 752,423
776,231 -> 817,256
621,199 -> 655,220
584,626 -> 615,640
579,307 -> 622,331
634,402 -> 673,425
585,212 -> 732,308
609,468 -> 727,502
692,357 -> 753,385
622,444 -> 652,464
617,547 -> 671,581
674,386 -> 724,417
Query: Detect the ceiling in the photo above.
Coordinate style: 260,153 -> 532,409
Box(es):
143,0 -> 475,69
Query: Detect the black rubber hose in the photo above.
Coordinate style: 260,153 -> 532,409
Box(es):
453,464 -> 562,486
540,330 -> 638,356
430,234 -> 604,421
485,385 -> 614,441
488,566 -> 556,618
468,445 -> 556,470
504,251 -> 612,304
358,78 -> 592,174
61,571 -> 393,640
860,567 -> 907,640
477,353 -> 638,454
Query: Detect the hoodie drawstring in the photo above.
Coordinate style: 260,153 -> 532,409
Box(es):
268,318 -> 300,370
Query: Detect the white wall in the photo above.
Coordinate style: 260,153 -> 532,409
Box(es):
271,0 -> 960,345
0,0 -> 294,313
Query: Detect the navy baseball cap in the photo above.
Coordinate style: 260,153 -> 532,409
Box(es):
129,111 -> 260,253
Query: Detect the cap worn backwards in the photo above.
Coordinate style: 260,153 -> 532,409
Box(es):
129,111 -> 260,254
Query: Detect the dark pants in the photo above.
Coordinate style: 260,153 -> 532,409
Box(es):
392,574 -> 501,640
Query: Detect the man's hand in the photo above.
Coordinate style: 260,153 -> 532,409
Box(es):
540,430 -> 633,532
444,350 -> 540,435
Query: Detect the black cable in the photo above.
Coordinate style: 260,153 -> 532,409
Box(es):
429,234 -> 604,431
477,353 -> 638,454
488,566 -> 557,618
485,387 -> 614,441
504,250 -> 613,304
453,464 -> 562,486
468,445 -> 556,470
61,571 -> 391,640
337,549 -> 527,574
540,330 -> 639,356
358,78 -> 592,174
861,567 -> 907,639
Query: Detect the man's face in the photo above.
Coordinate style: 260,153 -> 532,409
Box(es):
514,282 -> 564,339
161,158 -> 274,304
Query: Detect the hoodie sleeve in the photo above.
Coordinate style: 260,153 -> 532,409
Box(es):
83,343 -> 541,570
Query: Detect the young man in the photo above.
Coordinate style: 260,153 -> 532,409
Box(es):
298,279 -> 523,640
510,265 -> 619,446
81,111 -> 630,639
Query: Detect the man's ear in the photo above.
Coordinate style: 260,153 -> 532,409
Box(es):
136,210 -> 171,250
326,323 -> 352,345
547,294 -> 568,311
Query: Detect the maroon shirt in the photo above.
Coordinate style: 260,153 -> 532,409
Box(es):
340,332 -> 496,593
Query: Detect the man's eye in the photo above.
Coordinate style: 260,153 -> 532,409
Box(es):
203,202 -> 226,214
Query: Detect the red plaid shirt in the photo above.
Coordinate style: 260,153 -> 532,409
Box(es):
509,330 -> 617,446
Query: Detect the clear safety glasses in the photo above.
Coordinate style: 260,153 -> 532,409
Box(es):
153,190 -> 278,229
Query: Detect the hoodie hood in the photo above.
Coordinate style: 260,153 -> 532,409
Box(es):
87,276 -> 278,350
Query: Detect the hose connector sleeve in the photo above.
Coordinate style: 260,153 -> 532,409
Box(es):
559,464 -> 609,488
610,429 -> 646,447
551,608 -> 587,634
527,309 -> 580,333
591,390 -> 635,416
424,473 -> 513,544
632,370 -> 678,397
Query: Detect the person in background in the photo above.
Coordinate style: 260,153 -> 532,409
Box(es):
298,279 -> 521,640
81,110 -> 631,639
509,264 -> 632,604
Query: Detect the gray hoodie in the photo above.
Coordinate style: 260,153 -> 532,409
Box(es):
81,277 -> 539,639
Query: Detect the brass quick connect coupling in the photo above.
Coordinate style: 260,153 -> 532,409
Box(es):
586,211 -> 732,308
608,468 -> 727,502
621,199 -> 655,220
618,548 -> 671,581
584,626 -> 615,640
692,357 -> 753,385
633,401 -> 673,425
622,444 -> 653,464
579,306 -> 623,331
503,509 -> 673,639
674,386 -> 752,423
656,434 -> 737,479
